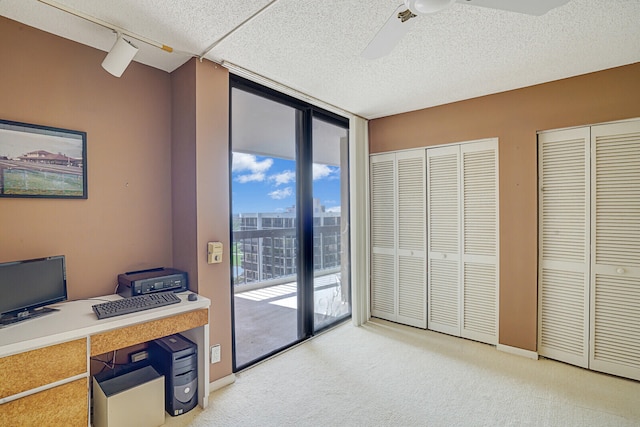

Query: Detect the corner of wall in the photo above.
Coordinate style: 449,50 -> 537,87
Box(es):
170,58 -> 233,382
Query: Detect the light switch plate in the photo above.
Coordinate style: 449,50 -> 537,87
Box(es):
207,242 -> 223,264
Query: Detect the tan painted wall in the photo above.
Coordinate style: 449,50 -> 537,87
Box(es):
171,59 -> 232,380
1,18 -> 233,381
171,60 -> 199,289
0,17 -> 173,298
4,10 -> 638,367
369,62 -> 640,351
195,61 -> 233,380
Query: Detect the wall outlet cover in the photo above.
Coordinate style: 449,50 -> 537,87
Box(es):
210,344 -> 221,363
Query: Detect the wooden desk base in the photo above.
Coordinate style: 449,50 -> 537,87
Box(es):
0,293 -> 210,426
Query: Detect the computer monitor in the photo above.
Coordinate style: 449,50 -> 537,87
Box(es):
0,255 -> 67,327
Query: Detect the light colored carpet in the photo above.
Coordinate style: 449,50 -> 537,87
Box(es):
171,319 -> 640,426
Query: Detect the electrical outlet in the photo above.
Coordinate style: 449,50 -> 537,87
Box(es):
210,344 -> 221,363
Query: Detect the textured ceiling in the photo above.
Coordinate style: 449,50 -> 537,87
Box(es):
1,0 -> 639,119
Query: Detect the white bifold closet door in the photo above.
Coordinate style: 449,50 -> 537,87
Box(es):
538,127 -> 591,368
370,153 -> 396,321
426,145 -> 460,336
590,120 -> 640,380
370,149 -> 427,328
427,139 -> 499,345
538,119 -> 640,381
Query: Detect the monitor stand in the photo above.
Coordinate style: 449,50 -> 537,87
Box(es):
0,307 -> 59,328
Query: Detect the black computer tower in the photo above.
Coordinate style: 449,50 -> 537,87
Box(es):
148,333 -> 198,416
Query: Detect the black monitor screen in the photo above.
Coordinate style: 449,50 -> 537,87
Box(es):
0,255 -> 67,316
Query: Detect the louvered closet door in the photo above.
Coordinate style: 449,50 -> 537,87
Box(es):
396,150 -> 427,328
460,141 -> 499,345
427,145 -> 461,336
370,153 -> 397,321
590,120 -> 640,380
537,128 -> 590,368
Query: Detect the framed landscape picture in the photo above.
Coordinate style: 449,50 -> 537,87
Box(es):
0,119 -> 87,199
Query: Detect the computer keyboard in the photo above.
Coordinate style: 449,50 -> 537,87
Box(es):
92,291 -> 181,319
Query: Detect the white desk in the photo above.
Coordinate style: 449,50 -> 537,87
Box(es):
0,292 -> 210,426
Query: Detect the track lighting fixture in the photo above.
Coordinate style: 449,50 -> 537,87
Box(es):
101,34 -> 139,77
37,0 -> 172,77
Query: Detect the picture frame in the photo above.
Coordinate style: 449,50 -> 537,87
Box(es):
0,119 -> 87,199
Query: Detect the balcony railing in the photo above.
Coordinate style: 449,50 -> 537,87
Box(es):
232,225 -> 341,290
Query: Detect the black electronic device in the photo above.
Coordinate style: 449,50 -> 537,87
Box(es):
0,255 -> 67,327
92,291 -> 181,319
148,333 -> 198,416
117,267 -> 188,297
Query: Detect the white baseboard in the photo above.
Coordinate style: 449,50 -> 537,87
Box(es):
497,344 -> 539,360
209,373 -> 236,392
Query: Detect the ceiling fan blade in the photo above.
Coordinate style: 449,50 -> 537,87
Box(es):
458,0 -> 571,16
362,4 -> 417,60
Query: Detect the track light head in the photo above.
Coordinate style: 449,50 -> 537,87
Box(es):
101,34 -> 138,77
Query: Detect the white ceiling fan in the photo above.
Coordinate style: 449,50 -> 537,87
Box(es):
362,0 -> 572,59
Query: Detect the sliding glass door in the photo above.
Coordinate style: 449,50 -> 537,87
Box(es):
230,77 -> 350,370
230,86 -> 300,368
312,118 -> 350,331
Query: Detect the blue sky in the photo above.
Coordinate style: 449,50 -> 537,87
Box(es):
231,152 -> 341,214
0,127 -> 83,159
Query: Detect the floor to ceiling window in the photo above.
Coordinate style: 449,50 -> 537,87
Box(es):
312,117 -> 350,331
230,76 -> 351,370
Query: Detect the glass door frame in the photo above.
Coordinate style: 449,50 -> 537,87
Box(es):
229,75 -> 351,372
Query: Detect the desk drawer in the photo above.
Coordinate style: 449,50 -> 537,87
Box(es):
91,308 -> 208,356
0,378 -> 87,427
0,338 -> 87,398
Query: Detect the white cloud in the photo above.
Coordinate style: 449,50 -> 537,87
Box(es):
237,173 -> 266,183
313,164 -> 337,180
269,187 -> 293,200
269,170 -> 296,186
325,206 -> 341,213
232,152 -> 273,183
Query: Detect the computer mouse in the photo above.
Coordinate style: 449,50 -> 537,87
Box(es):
188,293 -> 198,301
